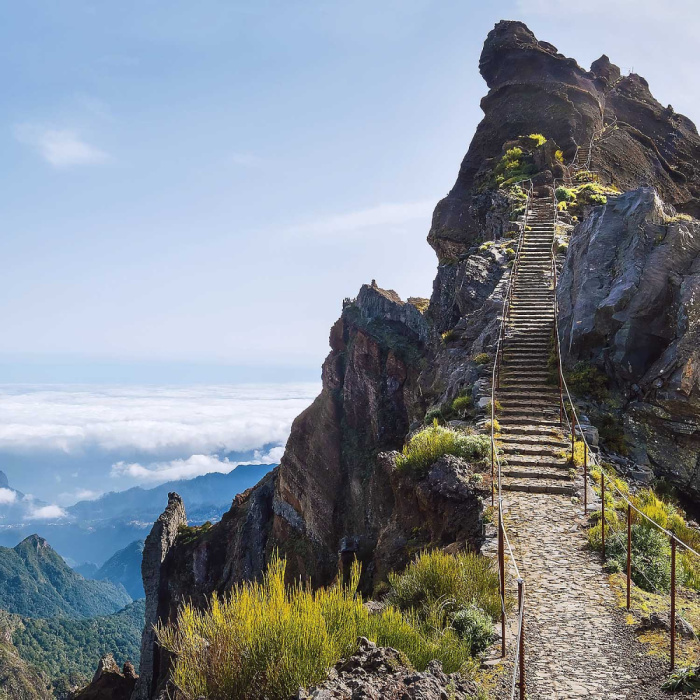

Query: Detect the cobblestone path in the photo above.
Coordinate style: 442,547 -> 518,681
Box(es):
494,492 -> 665,699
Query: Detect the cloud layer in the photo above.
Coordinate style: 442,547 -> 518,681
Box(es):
14,125 -> 109,168
0,383 -> 319,455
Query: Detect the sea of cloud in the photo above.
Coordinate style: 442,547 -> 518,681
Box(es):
0,383 -> 319,511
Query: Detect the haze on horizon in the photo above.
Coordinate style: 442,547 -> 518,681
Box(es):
1,0 -> 698,383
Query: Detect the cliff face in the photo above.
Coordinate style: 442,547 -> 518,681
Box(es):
129,20 -> 700,698
558,188 -> 700,495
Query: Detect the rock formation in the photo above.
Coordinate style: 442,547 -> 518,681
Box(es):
72,654 -> 137,700
130,19 -> 700,697
132,493 -> 186,700
296,637 -> 477,699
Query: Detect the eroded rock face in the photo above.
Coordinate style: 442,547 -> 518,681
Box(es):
72,655 -> 137,700
558,188 -> 700,495
132,494 -> 186,700
296,638 -> 477,699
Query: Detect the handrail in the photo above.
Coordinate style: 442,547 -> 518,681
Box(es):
489,180 -> 532,698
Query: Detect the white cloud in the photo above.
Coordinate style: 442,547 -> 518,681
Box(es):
231,153 -> 265,168
286,200 -> 435,237
26,504 -> 67,520
0,383 -> 318,456
14,124 -> 109,168
0,488 -> 16,505
112,453 -> 236,483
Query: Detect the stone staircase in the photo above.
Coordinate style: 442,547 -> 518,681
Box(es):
497,195 -> 575,496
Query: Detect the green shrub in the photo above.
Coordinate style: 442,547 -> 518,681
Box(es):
555,149 -> 564,163
605,524 -> 671,592
504,247 -> 516,259
566,361 -> 608,402
595,413 -> 627,455
555,186 -> 576,202
474,353 -> 490,365
424,406 -> 443,424
451,606 -> 493,654
483,418 -> 501,433
662,667 -> 700,693
156,554 -> 472,700
442,329 -> 457,344
589,193 -> 607,205
523,133 -> 547,147
396,422 -> 490,477
451,395 -> 473,417
388,549 -> 501,621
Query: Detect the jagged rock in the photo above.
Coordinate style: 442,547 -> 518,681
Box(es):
639,612 -> 697,640
132,493 -> 186,700
296,637 -> 477,699
558,188 -> 700,495
72,654 -> 138,700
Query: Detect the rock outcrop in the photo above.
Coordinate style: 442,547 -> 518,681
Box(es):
296,637 -> 477,699
558,187 -> 700,496
429,20 -> 700,262
132,494 -> 186,700
72,655 -> 138,700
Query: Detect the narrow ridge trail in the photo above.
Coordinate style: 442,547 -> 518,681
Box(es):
489,193 -> 666,699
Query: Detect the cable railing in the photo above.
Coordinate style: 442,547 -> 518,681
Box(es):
549,179 -> 700,670
487,180 -> 534,699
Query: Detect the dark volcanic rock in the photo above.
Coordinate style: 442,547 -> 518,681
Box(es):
558,188 -> 700,495
296,637 -> 477,699
72,654 -> 137,700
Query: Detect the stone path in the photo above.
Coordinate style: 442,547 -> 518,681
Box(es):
486,192 -> 666,698
502,491 -> 663,699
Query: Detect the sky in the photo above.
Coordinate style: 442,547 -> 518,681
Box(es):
0,0 -> 698,382
0,1 -> 699,510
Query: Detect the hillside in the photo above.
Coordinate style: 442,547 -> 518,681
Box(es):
93,541 -> 145,600
12,600 -> 144,695
0,535 -> 131,619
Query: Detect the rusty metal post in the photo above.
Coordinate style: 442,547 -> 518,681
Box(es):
570,409 -> 575,463
491,445 -> 495,508
627,503 -> 632,610
499,516 -> 506,658
601,471 -> 606,560
559,368 -> 564,425
583,442 -> 588,514
671,537 -> 676,671
518,579 -> 525,700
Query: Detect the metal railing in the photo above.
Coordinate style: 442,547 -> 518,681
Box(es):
489,181 -> 536,699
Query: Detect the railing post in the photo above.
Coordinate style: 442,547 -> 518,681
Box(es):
570,409 -> 575,463
558,367 -> 564,426
498,513 -> 506,658
671,536 -> 676,671
583,441 -> 588,514
627,503 -> 632,610
518,579 -> 525,700
601,471 -> 606,560
491,441 -> 495,508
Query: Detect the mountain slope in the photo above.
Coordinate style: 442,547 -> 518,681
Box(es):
12,600 -> 145,693
0,535 -> 131,618
94,541 -> 145,600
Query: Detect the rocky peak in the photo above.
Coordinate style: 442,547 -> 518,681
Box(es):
132,493 -> 186,700
0,471 -> 9,489
72,654 -> 138,700
590,54 -> 621,86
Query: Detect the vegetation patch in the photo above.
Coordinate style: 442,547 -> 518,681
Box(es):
157,552 -> 500,700
474,353 -> 490,365
566,361 -> 609,402
396,421 -> 490,477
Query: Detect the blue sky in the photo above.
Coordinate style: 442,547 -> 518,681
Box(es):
0,0 -> 698,383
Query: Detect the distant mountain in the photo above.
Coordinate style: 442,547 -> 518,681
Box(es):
93,540 -> 145,600
0,464 -> 276,566
67,464 -> 275,522
0,535 -> 131,619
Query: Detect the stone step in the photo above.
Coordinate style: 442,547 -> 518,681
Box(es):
500,477 -> 576,495
501,467 -> 573,481
500,424 -> 564,437
498,434 -> 568,448
500,442 -> 568,458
